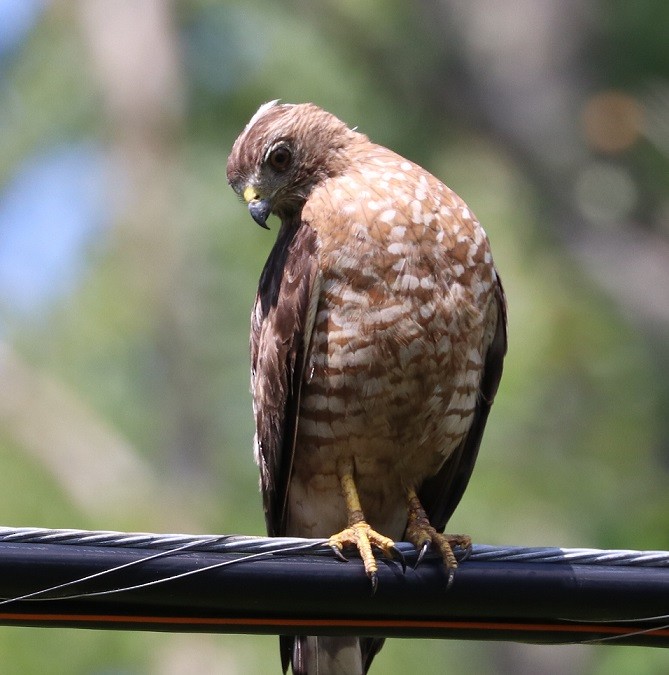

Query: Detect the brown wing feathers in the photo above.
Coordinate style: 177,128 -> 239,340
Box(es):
251,218 -> 319,536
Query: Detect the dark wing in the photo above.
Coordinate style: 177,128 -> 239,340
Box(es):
417,274 -> 507,532
251,218 -> 320,537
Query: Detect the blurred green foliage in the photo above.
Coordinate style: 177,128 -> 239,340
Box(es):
0,1 -> 667,673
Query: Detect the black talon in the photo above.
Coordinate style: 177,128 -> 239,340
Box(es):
390,545 -> 407,573
370,571 -> 378,595
459,545 -> 472,562
445,567 -> 456,590
331,545 -> 349,562
414,541 -> 429,569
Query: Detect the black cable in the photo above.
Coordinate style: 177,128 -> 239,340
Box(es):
0,526 -> 667,647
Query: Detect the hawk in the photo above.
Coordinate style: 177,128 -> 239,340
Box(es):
227,101 -> 507,674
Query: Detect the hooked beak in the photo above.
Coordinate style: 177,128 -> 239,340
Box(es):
243,186 -> 272,230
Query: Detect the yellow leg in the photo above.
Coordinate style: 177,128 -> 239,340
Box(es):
328,457 -> 403,591
405,487 -> 471,585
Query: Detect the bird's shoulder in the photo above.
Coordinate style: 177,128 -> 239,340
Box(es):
300,143 -> 494,287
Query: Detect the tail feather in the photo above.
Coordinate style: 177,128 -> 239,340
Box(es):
281,636 -> 384,674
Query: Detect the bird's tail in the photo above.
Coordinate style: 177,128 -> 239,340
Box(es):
281,636 -> 384,674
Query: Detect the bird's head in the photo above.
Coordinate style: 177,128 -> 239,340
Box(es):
227,101 -> 360,228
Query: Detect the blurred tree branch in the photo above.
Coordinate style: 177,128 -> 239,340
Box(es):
0,341 -> 163,521
75,0 -> 220,477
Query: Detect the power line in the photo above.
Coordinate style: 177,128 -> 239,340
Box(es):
0,526 -> 666,647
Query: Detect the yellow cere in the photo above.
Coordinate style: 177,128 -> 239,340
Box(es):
243,186 -> 259,204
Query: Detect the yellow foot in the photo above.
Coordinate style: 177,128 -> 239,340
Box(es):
329,521 -> 405,592
406,491 -> 472,586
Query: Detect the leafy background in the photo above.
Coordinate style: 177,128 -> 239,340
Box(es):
0,0 -> 668,673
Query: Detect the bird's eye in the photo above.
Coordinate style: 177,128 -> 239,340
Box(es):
268,145 -> 292,172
